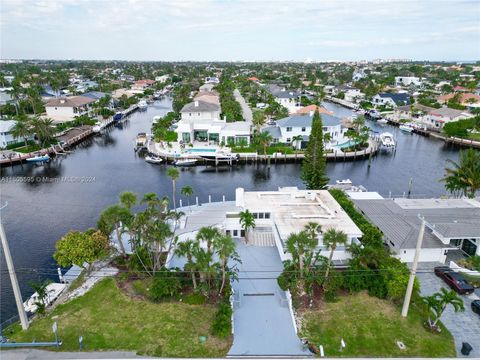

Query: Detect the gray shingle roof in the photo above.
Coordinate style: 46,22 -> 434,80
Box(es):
181,100 -> 220,113
378,92 -> 411,105
353,199 -> 480,251
428,107 -> 468,119
276,113 -> 341,128
261,125 -> 282,139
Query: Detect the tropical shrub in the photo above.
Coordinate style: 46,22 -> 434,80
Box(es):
149,269 -> 182,301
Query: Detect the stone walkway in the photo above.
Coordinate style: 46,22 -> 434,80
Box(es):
417,271 -> 479,357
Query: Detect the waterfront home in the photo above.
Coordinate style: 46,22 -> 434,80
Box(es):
393,104 -> 435,121
352,69 -> 366,82
437,92 -> 480,108
82,91 -> 115,109
193,90 -> 220,106
75,80 -> 98,93
111,88 -> 136,99
422,107 -> 473,130
180,100 -> 221,122
262,113 -> 347,149
225,187 -> 363,264
176,100 -> 250,145
395,76 -> 422,87
131,79 -> 155,91
350,193 -> 480,263
295,105 -> 332,115
372,92 -> 410,108
342,87 -> 365,103
269,86 -> 301,114
0,120 -> 22,148
45,96 -> 95,123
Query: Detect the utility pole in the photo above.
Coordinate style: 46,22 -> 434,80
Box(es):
0,203 -> 29,330
401,216 -> 425,317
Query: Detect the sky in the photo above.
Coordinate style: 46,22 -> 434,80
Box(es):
0,0 -> 479,62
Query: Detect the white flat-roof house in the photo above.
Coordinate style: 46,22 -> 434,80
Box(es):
352,194 -> 480,263
45,96 -> 96,123
225,187 -> 363,264
176,100 -> 250,145
262,113 -> 347,149
372,92 -> 410,108
268,86 -> 301,114
395,76 -> 422,87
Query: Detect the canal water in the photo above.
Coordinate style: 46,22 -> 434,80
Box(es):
0,98 -> 461,322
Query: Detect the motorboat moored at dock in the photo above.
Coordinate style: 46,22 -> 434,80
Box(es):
174,158 -> 198,167
399,124 -> 414,133
135,132 -> 148,149
26,154 -> 50,163
138,100 -> 148,110
145,155 -> 163,164
379,132 -> 396,149
23,283 -> 67,313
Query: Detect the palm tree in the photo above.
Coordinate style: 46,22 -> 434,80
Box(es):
11,116 -> 32,146
180,185 -> 194,212
97,205 -> 131,255
31,117 -> 55,148
291,134 -> 303,160
442,149 -> 480,198
119,191 -> 137,211
239,209 -> 255,243
423,288 -> 464,330
7,84 -> 23,116
252,110 -> 265,132
214,234 -> 239,295
322,228 -> 348,285
285,230 -> 317,278
196,226 -> 221,254
166,167 -> 180,210
254,130 -> 273,160
29,279 -> 52,315
176,239 -> 198,289
304,222 -> 321,242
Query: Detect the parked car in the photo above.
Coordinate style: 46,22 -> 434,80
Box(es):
434,266 -> 475,295
472,300 -> 480,316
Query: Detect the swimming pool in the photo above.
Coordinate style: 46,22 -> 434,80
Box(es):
187,148 -> 217,153
336,139 -> 359,149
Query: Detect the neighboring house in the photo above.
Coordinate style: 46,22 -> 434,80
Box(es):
372,92 -> 410,108
82,91 -> 114,109
204,76 -> 220,84
75,80 -> 98,93
111,88 -> 136,99
437,93 -> 480,108
248,77 -> 260,83
0,120 -> 27,148
395,76 -> 422,87
343,88 -> 365,103
40,85 -> 59,101
176,100 -> 249,145
193,90 -> 220,106
295,105 -> 332,116
269,87 -> 301,114
352,70 -> 366,82
225,187 -> 363,264
351,194 -> 480,263
0,90 -> 12,106
423,107 -> 473,129
262,113 -> 347,149
119,74 -> 135,82
155,75 -> 170,83
131,79 -> 155,91
45,96 -> 95,123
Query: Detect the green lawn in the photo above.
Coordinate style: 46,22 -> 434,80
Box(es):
300,292 -> 455,357
5,278 -> 231,357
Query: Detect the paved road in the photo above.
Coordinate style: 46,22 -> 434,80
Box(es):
233,89 -> 253,124
417,271 -> 480,357
228,240 -> 311,357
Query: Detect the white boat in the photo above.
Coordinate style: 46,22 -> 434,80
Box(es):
23,283 -> 67,313
145,155 -> 163,164
399,124 -> 414,133
152,115 -> 162,124
135,132 -> 148,148
26,154 -> 50,163
175,158 -> 197,167
380,132 -> 396,148
377,119 -> 388,124
138,100 -> 148,110
366,109 -> 381,119
198,151 -> 239,163
336,179 -> 353,186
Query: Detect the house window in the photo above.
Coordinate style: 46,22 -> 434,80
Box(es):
253,213 -> 258,219
233,230 -> 238,237
286,138 -> 291,142
198,113 -> 200,116
264,213 -> 270,219
301,127 -> 306,132
189,113 -> 192,116
258,213 -> 264,219
286,127 -> 292,132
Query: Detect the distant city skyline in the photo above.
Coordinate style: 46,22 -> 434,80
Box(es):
1,0 -> 479,62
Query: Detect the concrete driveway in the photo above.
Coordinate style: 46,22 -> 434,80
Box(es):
417,271 -> 480,357
228,240 -> 311,357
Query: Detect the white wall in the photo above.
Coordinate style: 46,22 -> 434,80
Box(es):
279,124 -> 346,148
181,110 -> 220,121
397,247 -> 447,263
